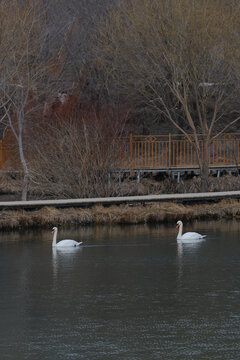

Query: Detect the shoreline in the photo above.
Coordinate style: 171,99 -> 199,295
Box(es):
0,199 -> 239,231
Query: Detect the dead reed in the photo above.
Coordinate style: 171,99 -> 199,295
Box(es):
0,199 -> 239,231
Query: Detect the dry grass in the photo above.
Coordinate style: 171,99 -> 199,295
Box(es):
0,199 -> 239,230
92,202 -> 193,224
0,206 -> 93,230
0,170 -> 239,230
0,169 -> 240,200
0,172 -> 22,198
191,198 -> 240,219
139,174 -> 240,195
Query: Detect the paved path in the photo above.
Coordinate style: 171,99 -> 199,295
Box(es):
0,190 -> 240,210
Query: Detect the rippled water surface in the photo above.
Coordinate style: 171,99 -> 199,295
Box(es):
0,220 -> 240,359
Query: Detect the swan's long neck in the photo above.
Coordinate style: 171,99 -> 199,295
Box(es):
177,223 -> 183,239
52,230 -> 58,247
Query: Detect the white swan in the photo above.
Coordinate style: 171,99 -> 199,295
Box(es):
52,227 -> 83,247
176,220 -> 206,242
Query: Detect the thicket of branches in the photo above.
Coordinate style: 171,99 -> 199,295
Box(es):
1,0 -> 240,198
26,104 -> 130,198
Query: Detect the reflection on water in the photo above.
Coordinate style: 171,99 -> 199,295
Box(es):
52,246 -> 83,282
0,221 -> 240,359
177,240 -> 204,288
1,218 -> 240,245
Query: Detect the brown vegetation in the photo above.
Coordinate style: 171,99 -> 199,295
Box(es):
0,171 -> 240,201
0,0 -> 240,200
26,102 -> 132,199
0,198 -> 239,231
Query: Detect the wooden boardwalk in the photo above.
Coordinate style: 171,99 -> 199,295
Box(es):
1,133 -> 240,185
0,190 -> 240,210
106,133 -> 240,182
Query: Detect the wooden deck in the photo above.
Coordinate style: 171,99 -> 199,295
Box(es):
107,133 -> 240,182
1,133 -> 240,183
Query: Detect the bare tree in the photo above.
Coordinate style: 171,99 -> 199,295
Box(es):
0,0 -> 57,200
94,0 -> 240,191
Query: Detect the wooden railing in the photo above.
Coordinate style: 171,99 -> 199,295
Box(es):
0,134 -> 240,172
110,133 -> 240,171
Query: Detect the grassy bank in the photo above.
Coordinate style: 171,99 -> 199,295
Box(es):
0,199 -> 239,231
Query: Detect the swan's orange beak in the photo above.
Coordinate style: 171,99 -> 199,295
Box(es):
51,229 -> 54,233
176,224 -> 179,229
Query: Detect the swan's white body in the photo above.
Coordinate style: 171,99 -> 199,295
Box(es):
176,220 -> 206,243
52,227 -> 82,247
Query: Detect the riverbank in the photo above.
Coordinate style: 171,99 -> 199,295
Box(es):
0,199 -> 239,230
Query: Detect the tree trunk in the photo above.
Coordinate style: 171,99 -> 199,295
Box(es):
19,138 -> 29,201
199,137 -> 210,192
6,107 -> 30,201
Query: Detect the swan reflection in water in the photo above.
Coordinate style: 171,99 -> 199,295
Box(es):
177,239 -> 204,288
52,245 -> 83,283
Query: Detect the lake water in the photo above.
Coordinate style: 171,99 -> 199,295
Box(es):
0,220 -> 240,360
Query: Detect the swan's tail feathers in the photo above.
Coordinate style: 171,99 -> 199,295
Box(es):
76,241 -> 83,246
201,235 -> 207,238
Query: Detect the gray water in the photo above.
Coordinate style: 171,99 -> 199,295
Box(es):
0,220 -> 240,360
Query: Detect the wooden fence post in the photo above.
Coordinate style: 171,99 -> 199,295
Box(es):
129,133 -> 133,176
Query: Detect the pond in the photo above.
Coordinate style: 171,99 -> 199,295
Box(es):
0,220 -> 240,359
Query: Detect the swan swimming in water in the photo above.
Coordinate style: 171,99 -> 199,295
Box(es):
52,227 -> 83,247
176,220 -> 206,243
